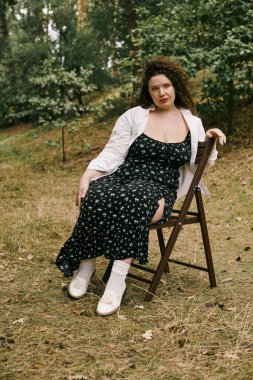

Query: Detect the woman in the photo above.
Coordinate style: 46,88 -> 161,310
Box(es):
56,56 -> 226,316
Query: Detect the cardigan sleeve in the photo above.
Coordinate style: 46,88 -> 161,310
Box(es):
87,110 -> 133,173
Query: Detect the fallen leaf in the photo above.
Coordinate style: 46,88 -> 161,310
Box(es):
225,307 -> 237,312
12,317 -> 26,325
236,217 -> 242,222
50,232 -> 62,239
220,277 -> 233,283
36,326 -> 48,333
223,352 -> 239,360
33,364 -> 43,369
117,314 -> 127,320
44,314 -> 57,319
142,330 -> 153,340
27,254 -> 33,260
73,309 -> 85,317
107,344 -> 118,349
186,296 -> 195,300
134,305 -> 145,309
165,322 -> 186,333
202,350 -> 215,356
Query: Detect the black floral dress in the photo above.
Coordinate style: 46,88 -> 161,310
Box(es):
56,132 -> 191,277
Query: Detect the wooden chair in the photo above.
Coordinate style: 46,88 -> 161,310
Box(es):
102,137 -> 217,301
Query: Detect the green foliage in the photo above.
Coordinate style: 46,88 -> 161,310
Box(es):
119,0 -> 253,133
29,57 -> 96,126
0,0 -> 252,134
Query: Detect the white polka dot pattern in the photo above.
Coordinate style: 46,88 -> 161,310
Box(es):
56,132 -> 191,277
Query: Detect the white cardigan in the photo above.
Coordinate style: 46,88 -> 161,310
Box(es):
87,106 -> 218,198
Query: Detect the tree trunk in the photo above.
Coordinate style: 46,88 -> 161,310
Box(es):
110,0 -> 120,79
227,80 -> 234,135
126,0 -> 138,91
62,124 -> 66,162
0,3 -> 9,59
76,0 -> 88,31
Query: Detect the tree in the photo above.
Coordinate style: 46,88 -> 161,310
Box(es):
0,0 -> 17,58
123,0 -> 253,133
29,57 -> 96,161
76,0 -> 88,31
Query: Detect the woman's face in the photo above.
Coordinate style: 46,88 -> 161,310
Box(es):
148,74 -> 176,111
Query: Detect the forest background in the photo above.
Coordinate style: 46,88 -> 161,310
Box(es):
0,0 -> 252,136
0,1 -> 253,380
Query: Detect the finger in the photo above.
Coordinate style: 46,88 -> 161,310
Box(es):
76,191 -> 84,208
76,193 -> 81,208
75,190 -> 79,206
218,132 -> 226,145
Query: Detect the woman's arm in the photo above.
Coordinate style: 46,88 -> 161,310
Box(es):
76,169 -> 105,208
87,110 -> 133,173
76,108 -> 136,208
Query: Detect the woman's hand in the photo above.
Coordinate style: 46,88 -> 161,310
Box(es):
76,169 -> 105,208
205,128 -> 226,145
76,175 -> 90,208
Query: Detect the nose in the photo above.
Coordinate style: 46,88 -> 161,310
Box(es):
159,87 -> 165,96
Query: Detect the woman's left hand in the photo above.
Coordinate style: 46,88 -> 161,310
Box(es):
205,128 -> 226,145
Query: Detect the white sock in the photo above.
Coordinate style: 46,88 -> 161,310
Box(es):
76,258 -> 96,280
106,260 -> 130,292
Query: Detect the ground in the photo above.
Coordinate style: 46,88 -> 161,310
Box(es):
0,109 -> 252,380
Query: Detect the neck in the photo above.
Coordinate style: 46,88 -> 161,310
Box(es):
154,105 -> 178,114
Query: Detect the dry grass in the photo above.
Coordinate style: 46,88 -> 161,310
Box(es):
0,111 -> 253,380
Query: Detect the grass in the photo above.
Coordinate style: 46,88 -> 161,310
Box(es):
0,110 -> 253,380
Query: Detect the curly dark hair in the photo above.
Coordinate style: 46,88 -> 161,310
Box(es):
138,56 -> 195,114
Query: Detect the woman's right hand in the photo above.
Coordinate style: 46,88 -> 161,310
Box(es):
76,174 -> 90,208
76,169 -> 105,208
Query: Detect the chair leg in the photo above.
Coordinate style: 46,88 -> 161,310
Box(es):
102,259 -> 114,284
145,223 -> 182,301
157,229 -> 169,274
195,189 -> 217,287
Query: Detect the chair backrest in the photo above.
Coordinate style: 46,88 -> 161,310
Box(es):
176,137 -> 216,224
195,138 -> 215,165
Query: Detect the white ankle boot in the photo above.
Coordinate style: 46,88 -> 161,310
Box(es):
67,272 -> 94,299
67,262 -> 95,299
96,283 -> 126,316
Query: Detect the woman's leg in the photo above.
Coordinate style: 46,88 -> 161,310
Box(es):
151,198 -> 165,223
96,259 -> 130,316
68,257 -> 96,299
96,198 -> 165,315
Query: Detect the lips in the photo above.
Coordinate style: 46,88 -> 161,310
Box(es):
160,98 -> 168,103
